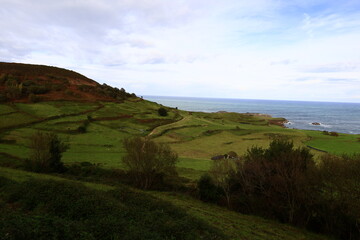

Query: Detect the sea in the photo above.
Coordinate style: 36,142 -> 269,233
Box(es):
144,96 -> 360,135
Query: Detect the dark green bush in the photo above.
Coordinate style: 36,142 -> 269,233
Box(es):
28,93 -> 40,103
27,85 -> 50,94
158,107 -> 168,116
22,80 -> 35,87
25,132 -> 68,173
0,93 -> 7,102
197,174 -> 222,203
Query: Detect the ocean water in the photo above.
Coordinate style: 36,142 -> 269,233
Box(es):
144,96 -> 360,134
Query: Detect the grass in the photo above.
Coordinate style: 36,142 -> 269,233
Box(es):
0,104 -> 17,115
176,157 -> 213,180
304,130 -> 360,155
0,112 -> 37,129
0,166 -> 331,240
150,191 -> 330,240
15,101 -> 98,118
1,100 -> 358,177
0,98 -> 344,240
0,166 -> 114,191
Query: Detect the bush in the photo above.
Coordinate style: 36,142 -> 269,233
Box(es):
312,154 -> 360,239
28,85 -> 50,94
0,74 -> 7,84
0,94 -> 7,102
122,137 -> 178,189
207,139 -> 360,239
232,139 -> 317,223
22,80 -> 35,87
158,107 -> 168,116
329,131 -> 339,137
25,132 -> 69,173
77,120 -> 90,133
197,174 -> 222,203
28,93 -> 40,103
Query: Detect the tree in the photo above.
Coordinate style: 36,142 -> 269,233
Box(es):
26,131 -> 69,173
197,174 -> 222,202
122,137 -> 178,189
234,139 -> 316,224
210,158 -> 237,207
158,107 -> 168,116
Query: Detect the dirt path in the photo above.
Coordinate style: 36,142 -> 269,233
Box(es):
148,115 -> 189,137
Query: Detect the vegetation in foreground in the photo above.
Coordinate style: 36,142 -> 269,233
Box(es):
198,139 -> 360,239
0,177 -> 224,240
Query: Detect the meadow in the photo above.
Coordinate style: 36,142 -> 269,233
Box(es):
1,99 -> 359,239
1,99 -> 359,179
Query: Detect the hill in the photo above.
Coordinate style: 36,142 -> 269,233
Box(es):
1,62 -> 358,239
0,62 -> 135,102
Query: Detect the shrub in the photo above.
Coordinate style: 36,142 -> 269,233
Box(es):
329,131 -> 339,137
22,80 -> 35,87
77,120 -> 90,133
77,125 -> 86,133
25,131 -> 69,173
122,137 -> 178,189
210,159 -> 237,207
197,174 -> 222,203
313,154 -> 360,239
0,94 -> 7,102
28,85 -> 50,94
158,107 -> 168,116
28,93 -> 40,103
0,74 -> 7,84
233,139 -> 317,223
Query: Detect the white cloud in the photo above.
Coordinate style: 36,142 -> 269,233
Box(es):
1,0 -> 360,102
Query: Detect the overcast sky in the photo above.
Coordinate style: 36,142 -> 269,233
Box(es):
1,0 -> 360,102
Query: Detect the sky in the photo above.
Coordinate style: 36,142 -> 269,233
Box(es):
1,0 -> 360,103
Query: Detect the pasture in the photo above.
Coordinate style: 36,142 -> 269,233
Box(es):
0,99 -> 359,180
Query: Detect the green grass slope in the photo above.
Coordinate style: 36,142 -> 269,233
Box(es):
0,167 -> 330,240
1,99 -> 359,177
0,63 -> 357,239
0,168 -> 225,240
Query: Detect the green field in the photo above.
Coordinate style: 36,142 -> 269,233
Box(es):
1,100 -> 359,178
1,99 -> 358,239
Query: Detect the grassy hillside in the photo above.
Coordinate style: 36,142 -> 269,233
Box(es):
1,63 -> 358,239
1,99 -> 359,177
0,167 -> 329,240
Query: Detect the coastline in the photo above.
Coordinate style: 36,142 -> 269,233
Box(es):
144,96 -> 360,135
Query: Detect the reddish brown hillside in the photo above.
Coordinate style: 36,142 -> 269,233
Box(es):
0,62 -> 135,102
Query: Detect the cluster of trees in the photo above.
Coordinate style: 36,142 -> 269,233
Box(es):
77,83 -> 135,101
25,132 -> 178,190
198,139 -> 360,239
25,132 -> 69,173
122,137 -> 178,189
0,74 -> 134,103
0,74 -> 54,102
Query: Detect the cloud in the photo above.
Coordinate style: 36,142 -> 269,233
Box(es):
1,0 -> 360,102
300,63 -> 360,73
